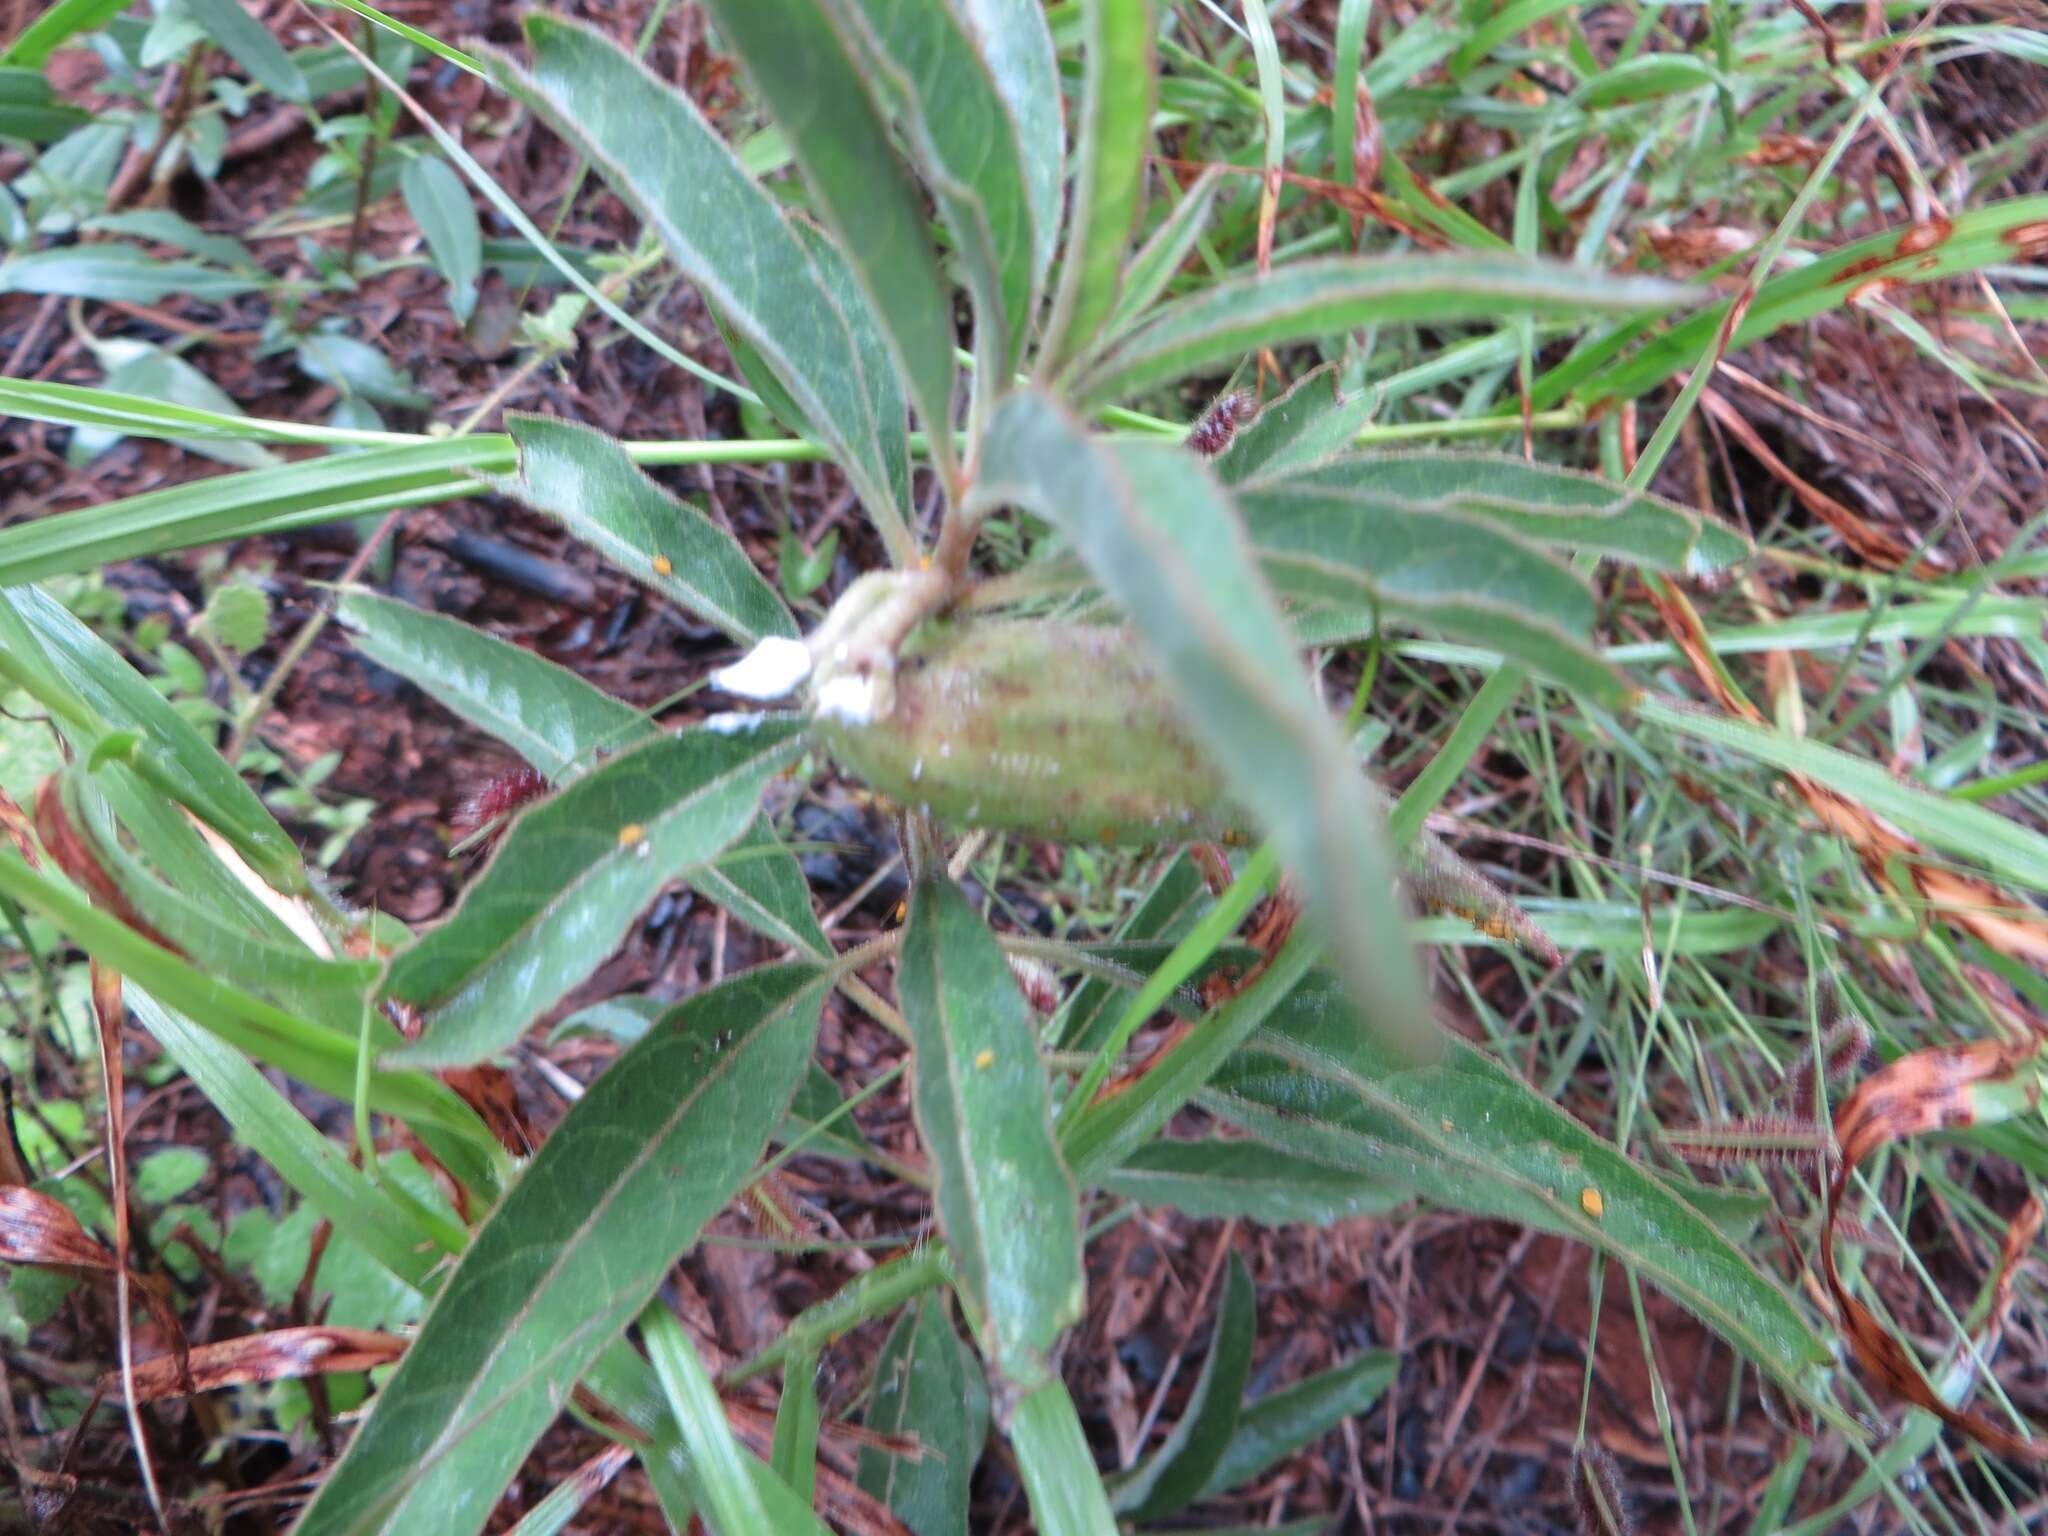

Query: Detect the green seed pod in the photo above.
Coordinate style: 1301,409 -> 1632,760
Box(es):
811,618 -> 1237,844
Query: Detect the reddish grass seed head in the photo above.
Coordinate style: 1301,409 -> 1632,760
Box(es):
459,764 -> 549,832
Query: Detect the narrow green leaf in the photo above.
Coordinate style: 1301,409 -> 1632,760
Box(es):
1197,1351 -> 1398,1499
501,15 -> 915,560
0,243 -> 259,303
1204,972 -> 1843,1418
1053,849 -> 1210,1053
857,1293 -> 990,1536
400,154 -> 483,321
295,965 -> 829,1536
1039,0 -> 1155,372
384,718 -> 807,1068
898,876 -> 1083,1388
972,391 -> 1431,1055
0,0 -> 136,66
85,208 -> 258,272
502,413 -> 795,645
1009,1379 -> 1118,1536
688,819 -> 831,962
841,0 -> 1038,369
0,437 -> 503,585
954,0 -> 1064,291
336,589 -> 650,781
640,1306 -> 831,1536
1234,481 -> 1629,705
0,67 -> 88,141
1103,1138 -> 1405,1225
0,583 -> 303,892
780,1061 -> 880,1165
1078,255 -> 1686,407
1108,165 -> 1227,334
699,0 -> 955,478
128,991 -> 441,1288
1544,194 -> 2048,412
1332,0 -> 1372,196
1639,694 -> 2048,896
1113,1251 -> 1254,1520
770,1352 -> 822,1507
1254,451 -> 1751,574
186,0 -> 309,100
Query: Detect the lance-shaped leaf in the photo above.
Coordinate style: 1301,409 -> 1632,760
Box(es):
971,391 -> 1432,1056
1111,1250 -> 1254,1520
499,414 -> 794,646
337,590 -> 649,781
1039,0 -> 1155,373
955,0 -> 1063,291
699,0 -> 956,483
898,876 -> 1083,1388
1231,482 -> 1629,706
1104,1138 -> 1405,1225
1109,164 -> 1228,335
337,591 -> 824,957
1198,1350 -> 1398,1499
0,584 -> 303,892
840,0 -> 1038,369
383,718 -> 806,1067
857,1293 -> 991,1536
1249,451 -> 1751,574
499,16 -> 913,558
1203,972 -> 1845,1421
1077,254 -> 1686,407
294,965 -> 829,1536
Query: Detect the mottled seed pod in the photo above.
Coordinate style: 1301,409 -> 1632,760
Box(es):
810,619 -> 1237,844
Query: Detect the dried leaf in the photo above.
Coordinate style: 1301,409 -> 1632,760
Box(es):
99,1327 -> 406,1403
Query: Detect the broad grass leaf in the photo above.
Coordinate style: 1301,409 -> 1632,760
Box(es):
972,390 -> 1432,1056
1108,164 -> 1228,334
897,876 -> 1083,1389
1639,695 -> 2048,896
1104,1138 -> 1405,1225
0,437 -> 507,585
0,0 -> 135,66
499,16 -> 913,555
1077,255 -> 1686,407
954,0 -> 1063,291
337,590 -> 649,780
841,0 -> 1039,369
1198,1350 -> 1397,1499
500,413 -> 796,645
129,991 -> 442,1288
700,0 -> 957,479
857,1293 -> 990,1536
296,965 -> 828,1536
639,1303 -> 832,1536
1111,1251 -> 1254,1520
0,584 -> 302,891
383,719 -> 806,1068
1039,0 -> 1155,373
1203,972 -> 1842,1418
1250,452 -> 1751,574
1542,193 -> 2048,411
1010,1380 -> 1119,1536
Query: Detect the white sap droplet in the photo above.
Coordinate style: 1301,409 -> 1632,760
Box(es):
701,711 -> 767,735
710,635 -> 812,700
814,672 -> 878,725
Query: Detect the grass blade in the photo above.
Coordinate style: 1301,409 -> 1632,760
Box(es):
1009,1379 -> 1118,1536
1112,1250 -> 1254,1520
857,1293 -> 990,1535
